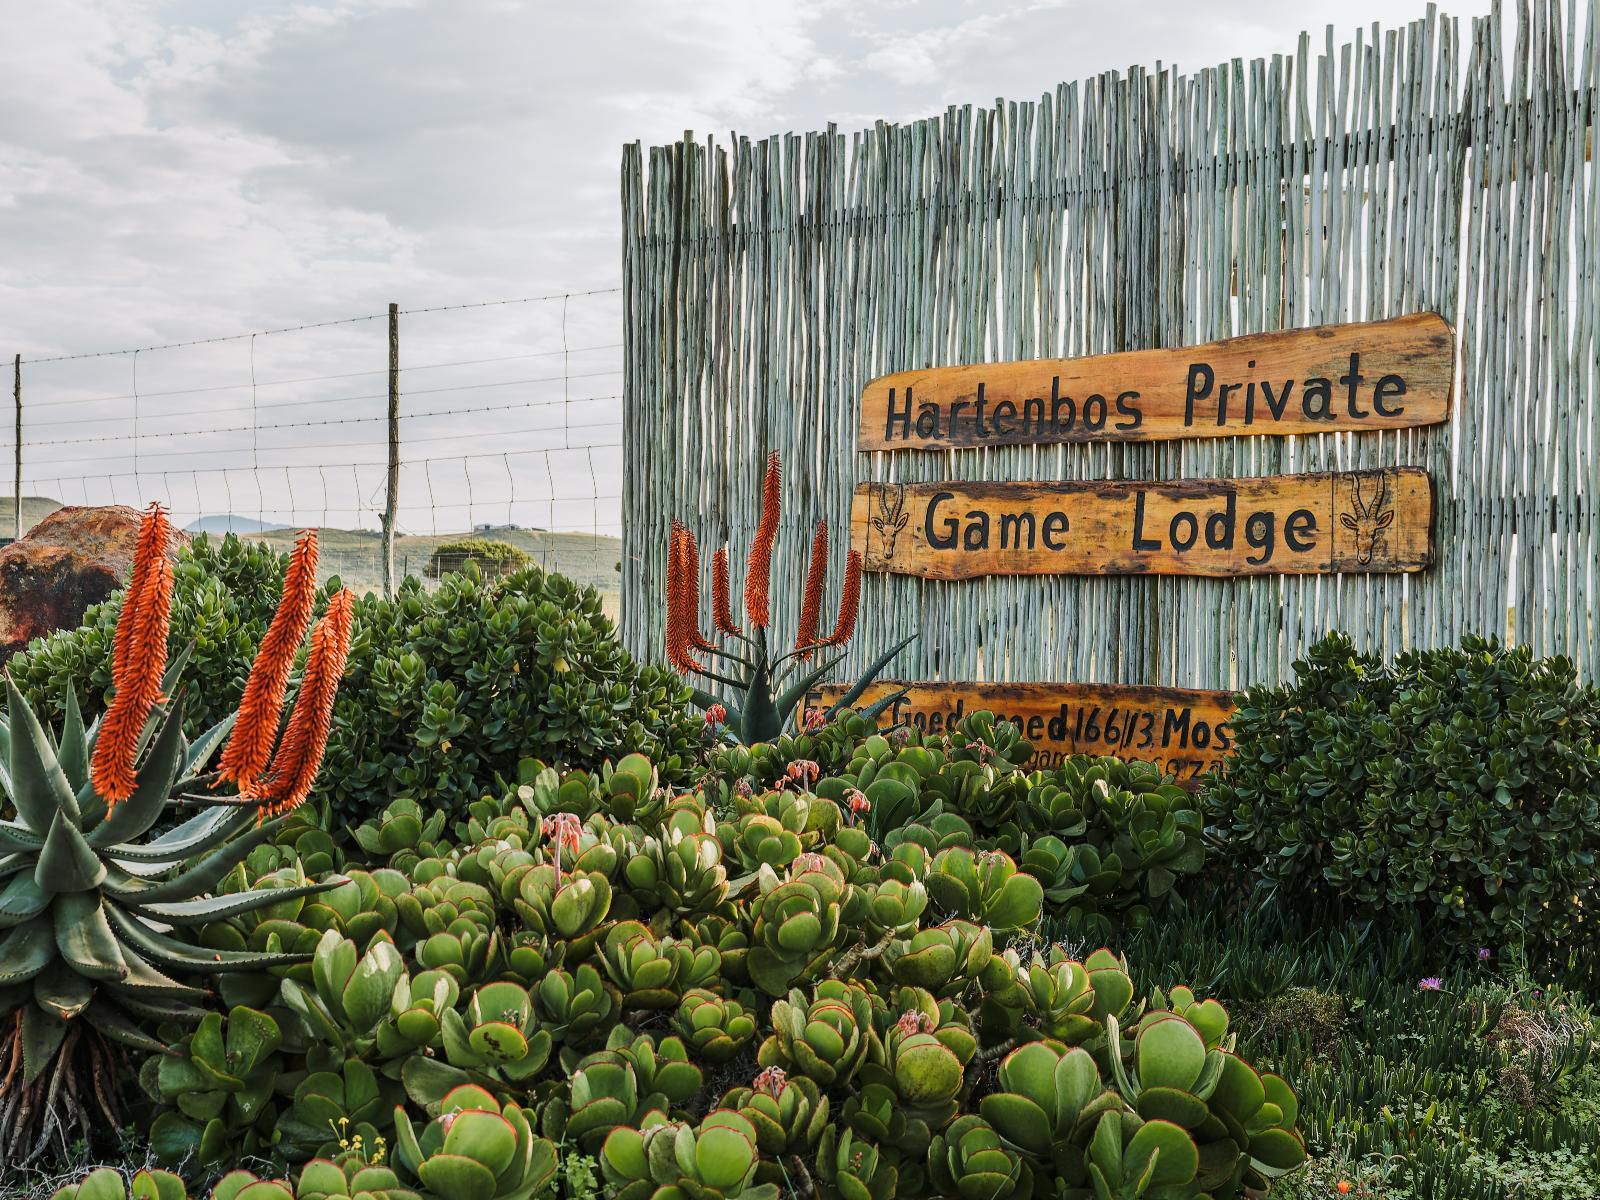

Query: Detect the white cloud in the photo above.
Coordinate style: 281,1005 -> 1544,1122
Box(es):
0,0 -> 1494,533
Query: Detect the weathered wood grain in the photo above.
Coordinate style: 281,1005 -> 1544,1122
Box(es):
851,468 -> 1433,578
859,313 -> 1455,451
807,681 -> 1236,783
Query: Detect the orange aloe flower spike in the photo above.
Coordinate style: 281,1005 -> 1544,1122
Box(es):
681,527 -> 716,654
711,546 -> 739,636
216,529 -> 320,793
252,588 -> 355,818
745,452 -> 781,629
91,503 -> 173,806
824,550 -> 863,647
794,521 -> 828,660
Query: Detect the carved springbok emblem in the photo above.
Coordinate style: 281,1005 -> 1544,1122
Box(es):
870,484 -> 909,560
1339,472 -> 1396,565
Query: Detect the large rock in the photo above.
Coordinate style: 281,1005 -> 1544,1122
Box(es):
0,505 -> 190,663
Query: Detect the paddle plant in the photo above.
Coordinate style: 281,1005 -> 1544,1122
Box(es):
0,506 -> 354,1164
665,451 -> 912,743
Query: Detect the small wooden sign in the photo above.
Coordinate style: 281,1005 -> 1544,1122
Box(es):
858,313 -> 1454,451
807,682 -> 1235,784
851,468 -> 1432,579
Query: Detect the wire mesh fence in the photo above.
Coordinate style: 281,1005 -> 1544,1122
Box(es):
4,289 -> 626,612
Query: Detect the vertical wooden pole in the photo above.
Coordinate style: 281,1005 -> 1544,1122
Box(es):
383,304 -> 400,598
12,354 -> 20,541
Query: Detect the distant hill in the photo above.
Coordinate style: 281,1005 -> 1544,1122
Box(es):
186,514 -> 293,535
0,496 -> 64,538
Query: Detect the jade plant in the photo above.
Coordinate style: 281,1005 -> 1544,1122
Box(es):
0,509 -> 354,1164
664,451 -> 913,742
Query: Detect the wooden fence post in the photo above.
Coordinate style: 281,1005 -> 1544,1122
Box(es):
12,354 -> 19,542
383,304 -> 400,599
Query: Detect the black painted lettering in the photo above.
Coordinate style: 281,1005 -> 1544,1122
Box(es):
963,510 -> 990,551
1285,508 -> 1317,553
926,491 -> 958,549
1244,511 -> 1276,565
1340,353 -> 1367,418
1132,492 -> 1160,551
1301,378 -> 1333,421
998,511 -> 1036,550
1114,390 -> 1143,431
993,398 -> 1018,435
1041,511 -> 1070,549
1083,393 -> 1107,431
1205,490 -> 1237,549
885,387 -> 911,441
1169,511 -> 1199,552
1184,362 -> 1215,425
1373,374 -> 1407,416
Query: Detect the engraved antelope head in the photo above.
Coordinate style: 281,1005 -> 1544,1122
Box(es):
870,483 -> 909,560
1339,472 -> 1395,565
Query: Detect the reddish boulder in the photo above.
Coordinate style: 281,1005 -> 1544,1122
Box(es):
0,506 -> 190,663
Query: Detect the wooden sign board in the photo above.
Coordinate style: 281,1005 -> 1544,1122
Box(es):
808,682 -> 1235,784
858,313 -> 1454,451
852,468 -> 1432,579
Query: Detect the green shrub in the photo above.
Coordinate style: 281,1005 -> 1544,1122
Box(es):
318,566 -> 700,825
11,541 -> 702,829
1204,632 -> 1600,968
423,538 -> 530,580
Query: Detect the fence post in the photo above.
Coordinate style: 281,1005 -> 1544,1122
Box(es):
11,354 -> 19,541
383,303 -> 400,598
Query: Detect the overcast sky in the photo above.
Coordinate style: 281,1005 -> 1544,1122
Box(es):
0,0 -> 1489,535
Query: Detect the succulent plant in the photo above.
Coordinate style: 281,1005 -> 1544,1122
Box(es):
146,1005 -> 285,1165
277,1058 -> 396,1161
926,1114 -> 1035,1200
924,848 -> 1043,931
623,821 -> 729,916
676,988 -> 759,1063
294,1154 -> 423,1200
601,1109 -> 778,1200
815,1124 -> 898,1200
664,451 -> 913,743
886,920 -> 996,997
598,919 -> 720,1009
532,962 -> 619,1045
1017,948 -> 1135,1045
757,979 -> 881,1088
353,799 -> 448,871
746,858 -> 856,995
374,968 -> 460,1059
396,879 -> 500,985
721,1069 -> 831,1167
391,1082 -> 559,1200
438,980 -> 553,1085
46,1168 -> 190,1200
978,1041 -> 1120,1172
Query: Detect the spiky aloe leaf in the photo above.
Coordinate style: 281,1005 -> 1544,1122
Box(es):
58,685 -> 88,793
21,999 -> 67,1085
36,813 -> 108,892
104,988 -> 211,1025
100,805 -> 253,865
0,916 -> 53,985
7,675 -> 81,829
83,997 -> 171,1055
823,634 -> 918,718
102,817 -> 289,905
125,877 -> 346,927
34,960 -> 95,1020
86,694 -> 187,849
0,872 -> 48,928
772,651 -> 848,728
54,892 -> 128,981
0,821 -> 43,854
176,713 -> 236,786
105,949 -> 212,1003
105,903 -> 311,974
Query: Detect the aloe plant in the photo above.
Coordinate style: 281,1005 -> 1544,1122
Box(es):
0,515 -> 354,1164
664,451 -> 914,742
